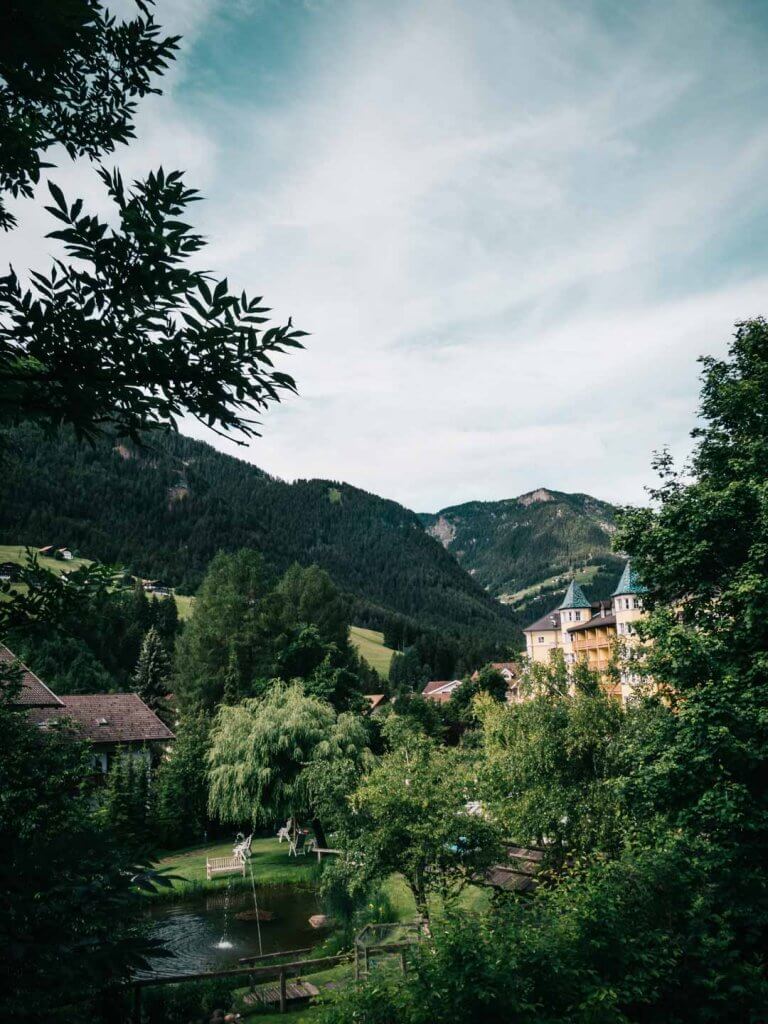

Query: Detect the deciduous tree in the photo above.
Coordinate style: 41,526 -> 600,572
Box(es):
0,0 -> 177,231
0,660 -> 169,1021
207,683 -> 370,847
341,737 -> 501,924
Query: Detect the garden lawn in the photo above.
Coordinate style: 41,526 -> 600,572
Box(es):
154,837 -> 317,898
381,873 -> 491,921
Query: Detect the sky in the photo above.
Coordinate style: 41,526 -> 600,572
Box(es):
9,0 -> 768,511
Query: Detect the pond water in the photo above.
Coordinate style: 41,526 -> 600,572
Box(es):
141,884 -> 323,977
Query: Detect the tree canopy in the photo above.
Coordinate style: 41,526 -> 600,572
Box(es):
0,169 -> 305,442
339,736 -> 501,924
207,683 -> 370,845
0,659 -> 169,1021
0,0 -> 177,231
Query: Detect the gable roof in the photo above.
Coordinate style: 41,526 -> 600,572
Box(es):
28,693 -> 174,744
558,579 -> 591,610
490,662 -> 520,675
612,560 -> 647,597
523,609 -> 562,633
568,613 -> 616,632
0,645 -> 64,707
364,693 -> 388,711
422,679 -> 463,703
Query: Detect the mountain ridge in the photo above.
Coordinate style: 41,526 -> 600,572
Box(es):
0,425 -> 517,660
419,487 -> 624,625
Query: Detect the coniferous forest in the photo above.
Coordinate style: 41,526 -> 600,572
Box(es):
0,424 -> 517,664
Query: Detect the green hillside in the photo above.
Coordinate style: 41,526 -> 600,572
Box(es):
349,625 -> 395,677
0,544 -> 92,575
420,488 -> 625,625
0,425 -> 516,653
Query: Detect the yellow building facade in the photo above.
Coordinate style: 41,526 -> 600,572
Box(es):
523,562 -> 647,702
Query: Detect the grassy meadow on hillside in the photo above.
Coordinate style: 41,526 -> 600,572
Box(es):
349,626 -> 395,677
0,543 -> 93,574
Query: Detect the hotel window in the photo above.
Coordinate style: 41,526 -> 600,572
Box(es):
537,635 -> 545,644
574,611 -> 581,622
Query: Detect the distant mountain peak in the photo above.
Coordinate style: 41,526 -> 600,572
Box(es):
419,487 -> 622,621
517,487 -> 556,506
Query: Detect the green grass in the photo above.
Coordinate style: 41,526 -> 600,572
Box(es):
169,592 -> 195,620
0,543 -> 195,620
499,564 -> 601,606
349,626 -> 395,678
153,837 -> 317,898
0,543 -> 93,574
381,874 -> 490,921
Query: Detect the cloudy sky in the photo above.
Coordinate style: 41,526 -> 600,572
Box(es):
10,0 -> 768,510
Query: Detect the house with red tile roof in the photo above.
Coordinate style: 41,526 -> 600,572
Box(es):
363,693 -> 388,714
470,661 -> 523,703
422,679 -> 463,703
2,644 -> 174,773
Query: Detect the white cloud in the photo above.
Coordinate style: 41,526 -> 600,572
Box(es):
7,0 -> 768,511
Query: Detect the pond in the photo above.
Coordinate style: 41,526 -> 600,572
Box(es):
141,884 -> 323,977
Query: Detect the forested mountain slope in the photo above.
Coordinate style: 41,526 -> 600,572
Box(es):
0,426 -> 516,650
420,488 -> 624,625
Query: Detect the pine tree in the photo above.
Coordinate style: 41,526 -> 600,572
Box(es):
132,627 -> 171,714
154,711 -> 210,848
101,750 -> 153,853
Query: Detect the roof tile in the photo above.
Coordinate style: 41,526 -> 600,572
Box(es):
0,645 -> 63,707
28,693 -> 174,744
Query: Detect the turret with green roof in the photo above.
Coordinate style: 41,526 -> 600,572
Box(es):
612,560 -> 647,597
559,579 -> 591,610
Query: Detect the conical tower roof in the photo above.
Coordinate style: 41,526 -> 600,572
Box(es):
612,560 -> 647,597
558,579 -> 590,610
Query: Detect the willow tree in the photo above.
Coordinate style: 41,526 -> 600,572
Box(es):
207,683 -> 370,847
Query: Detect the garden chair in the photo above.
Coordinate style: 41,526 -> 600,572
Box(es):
277,817 -> 293,843
233,832 -> 253,860
288,830 -> 309,857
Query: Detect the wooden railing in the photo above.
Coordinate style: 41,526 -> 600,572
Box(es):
132,952 -> 352,1020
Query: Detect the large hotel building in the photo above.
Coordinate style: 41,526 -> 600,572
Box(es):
522,561 -> 646,702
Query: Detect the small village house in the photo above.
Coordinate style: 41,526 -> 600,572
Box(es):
1,645 -> 174,773
422,679 -> 464,703
470,661 -> 523,703
363,693 -> 388,714
0,562 -> 21,582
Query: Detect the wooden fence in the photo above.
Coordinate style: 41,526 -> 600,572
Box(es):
132,952 -> 351,1021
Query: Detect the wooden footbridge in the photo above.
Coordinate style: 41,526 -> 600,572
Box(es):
132,950 -> 351,1020
131,922 -> 420,1020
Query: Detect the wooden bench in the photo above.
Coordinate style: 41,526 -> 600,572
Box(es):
312,847 -> 341,862
206,854 -> 245,880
